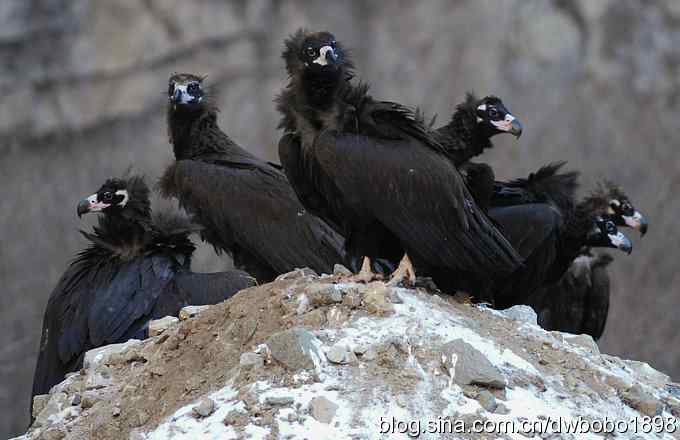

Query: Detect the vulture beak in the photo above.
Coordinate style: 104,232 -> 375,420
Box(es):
491,114 -> 523,138
313,46 -> 339,67
77,199 -> 90,218
509,118 -> 523,138
77,194 -> 107,218
609,231 -> 633,255
623,211 -> 648,236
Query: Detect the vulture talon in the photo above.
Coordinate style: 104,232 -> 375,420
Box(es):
348,256 -> 382,283
386,254 -> 416,288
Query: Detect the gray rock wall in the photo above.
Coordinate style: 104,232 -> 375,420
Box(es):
2,0 -> 679,436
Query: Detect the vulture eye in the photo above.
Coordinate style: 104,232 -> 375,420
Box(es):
330,40 -> 337,47
187,82 -> 200,94
102,192 -> 113,202
306,47 -> 316,57
488,108 -> 499,118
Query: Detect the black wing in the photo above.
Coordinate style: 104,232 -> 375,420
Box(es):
31,254 -> 177,401
86,256 -> 176,347
580,253 -> 612,339
173,270 -> 256,306
492,162 -> 579,213
460,162 -> 495,212
279,133 -> 345,235
486,204 -> 563,307
359,100 -> 448,155
527,251 -> 611,340
160,159 -> 344,278
32,262 -> 92,398
312,130 -> 522,276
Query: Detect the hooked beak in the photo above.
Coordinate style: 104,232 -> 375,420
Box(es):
313,46 -> 339,67
77,194 -> 107,218
623,211 -> 648,236
491,114 -> 523,138
77,199 -> 90,218
609,231 -> 633,255
509,118 -> 523,138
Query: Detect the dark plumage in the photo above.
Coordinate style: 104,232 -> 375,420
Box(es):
425,92 -> 643,331
523,185 -> 646,339
491,162 -> 580,213
527,250 -> 613,340
485,164 -> 633,307
417,93 -> 522,211
160,73 -> 345,282
31,176 -> 255,410
595,181 -> 648,236
429,93 -> 523,166
276,29 -> 522,285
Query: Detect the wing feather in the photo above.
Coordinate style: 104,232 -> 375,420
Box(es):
312,131 -> 522,276
161,158 -> 344,276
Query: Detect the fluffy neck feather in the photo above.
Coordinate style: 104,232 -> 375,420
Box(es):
83,209 -> 151,259
435,96 -> 493,165
278,68 -> 353,134
560,202 -> 601,262
167,103 -> 241,160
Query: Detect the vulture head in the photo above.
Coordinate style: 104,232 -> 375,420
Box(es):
77,176 -> 151,220
602,183 -> 648,236
168,73 -> 207,111
472,94 -> 523,138
283,29 -> 352,79
586,216 -> 633,254
588,182 -> 648,236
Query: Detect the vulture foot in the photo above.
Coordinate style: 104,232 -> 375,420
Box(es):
386,254 -> 416,287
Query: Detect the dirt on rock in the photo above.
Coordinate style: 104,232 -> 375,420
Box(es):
18,270 -> 680,440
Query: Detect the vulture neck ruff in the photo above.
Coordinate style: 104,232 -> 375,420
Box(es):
167,104 -> 241,161
81,185 -> 194,262
439,100 -> 493,164
560,203 -> 604,264
83,208 -> 152,261
299,67 -> 345,111
285,69 -> 352,140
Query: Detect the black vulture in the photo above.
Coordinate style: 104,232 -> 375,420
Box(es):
276,29 -> 523,288
415,93 -> 522,211
599,181 -> 648,235
484,165 -> 635,308
160,73 -> 345,282
423,162 -> 577,297
428,93 -> 523,166
31,176 -> 255,409
525,184 -> 648,339
528,249 -> 613,340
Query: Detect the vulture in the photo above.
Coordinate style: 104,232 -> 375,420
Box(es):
425,97 -> 645,335
429,93 -> 523,165
31,176 -> 255,410
483,164 -> 634,308
529,249 -> 614,339
526,183 -> 648,340
419,93 -> 522,211
160,73 -> 345,282
276,29 -> 522,291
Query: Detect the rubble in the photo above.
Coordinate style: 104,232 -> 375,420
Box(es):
16,272 -> 679,440
148,316 -> 179,336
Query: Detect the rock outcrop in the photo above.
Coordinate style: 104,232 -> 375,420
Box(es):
15,270 -> 680,439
